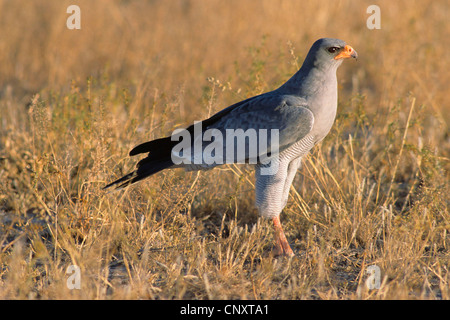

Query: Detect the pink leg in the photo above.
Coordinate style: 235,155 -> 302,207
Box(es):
272,216 -> 294,257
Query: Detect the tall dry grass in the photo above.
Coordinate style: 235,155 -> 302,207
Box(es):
0,0 -> 448,299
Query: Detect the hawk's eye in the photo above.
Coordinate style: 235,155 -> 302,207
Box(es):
327,47 -> 339,53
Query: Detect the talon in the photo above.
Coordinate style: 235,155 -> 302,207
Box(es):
272,216 -> 294,257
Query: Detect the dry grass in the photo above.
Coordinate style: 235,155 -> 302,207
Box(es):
0,0 -> 448,300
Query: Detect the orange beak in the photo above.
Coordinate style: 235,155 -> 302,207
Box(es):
334,45 -> 358,60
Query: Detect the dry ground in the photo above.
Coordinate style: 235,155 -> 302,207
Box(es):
0,0 -> 448,299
